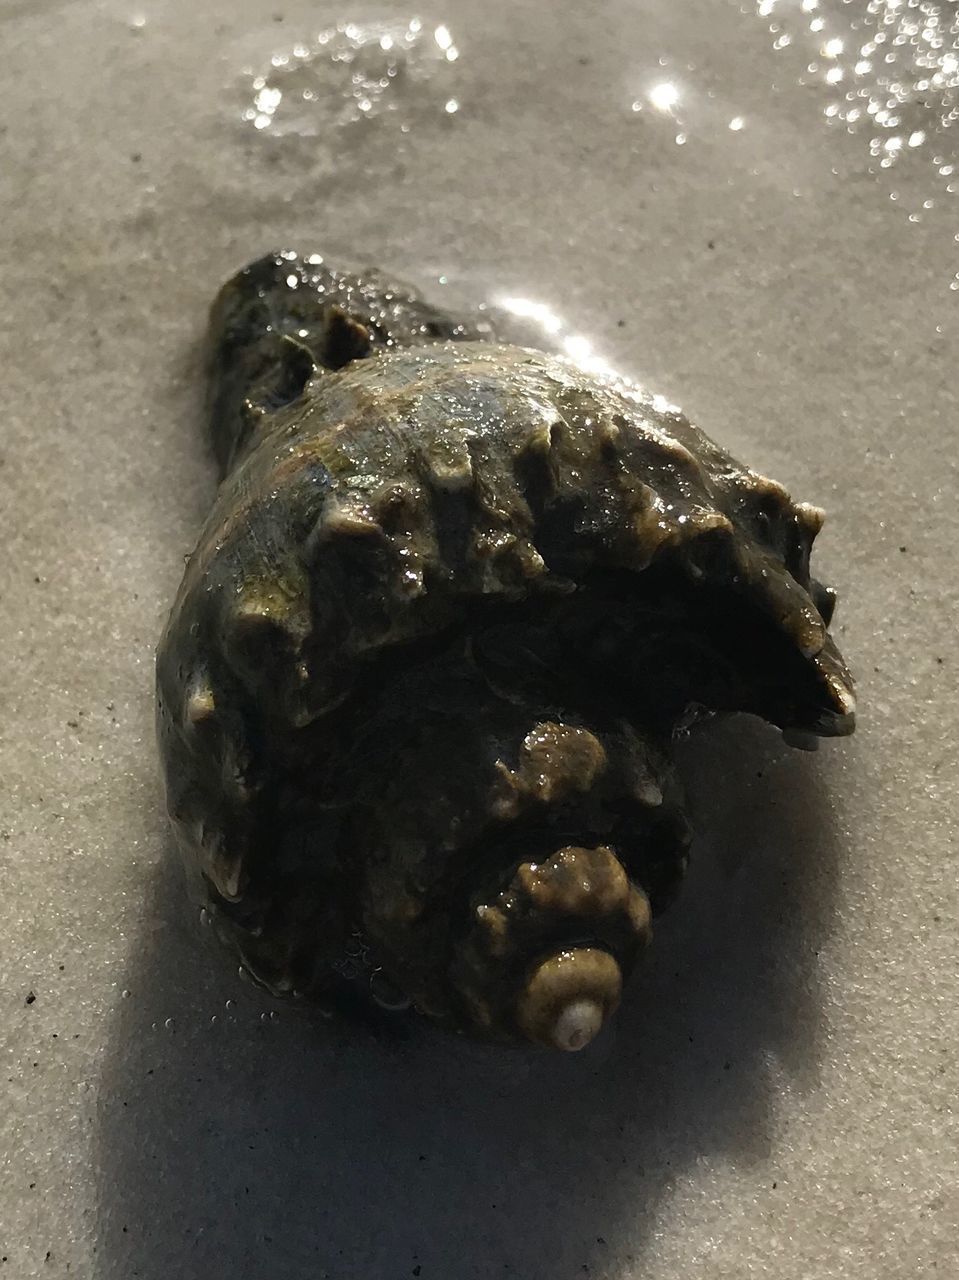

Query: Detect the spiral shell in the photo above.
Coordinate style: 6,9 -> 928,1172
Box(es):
156,252 -> 854,1049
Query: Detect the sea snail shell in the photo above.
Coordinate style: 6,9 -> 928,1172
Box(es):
155,252 -> 855,1051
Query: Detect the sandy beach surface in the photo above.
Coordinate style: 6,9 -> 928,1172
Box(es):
1,1 -> 956,1276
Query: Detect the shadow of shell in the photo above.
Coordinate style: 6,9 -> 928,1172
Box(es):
94,715 -> 847,1279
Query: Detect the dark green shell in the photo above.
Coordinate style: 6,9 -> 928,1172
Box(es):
155,254 -> 854,1047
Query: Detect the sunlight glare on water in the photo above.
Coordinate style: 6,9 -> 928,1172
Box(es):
496,295 -> 622,379
493,297 -> 682,415
238,15 -> 462,137
755,0 -> 959,191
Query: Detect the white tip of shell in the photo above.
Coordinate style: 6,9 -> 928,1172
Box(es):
550,999 -> 605,1052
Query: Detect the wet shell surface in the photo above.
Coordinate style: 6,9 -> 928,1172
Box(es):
156,252 -> 855,1051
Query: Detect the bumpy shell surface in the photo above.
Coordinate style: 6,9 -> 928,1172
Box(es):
156,253 -> 854,1048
